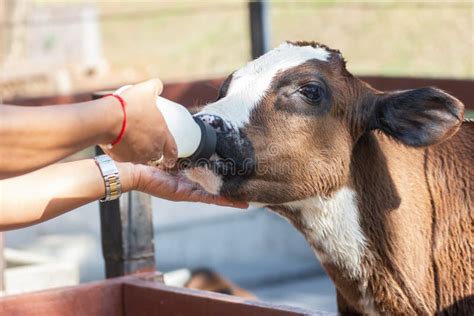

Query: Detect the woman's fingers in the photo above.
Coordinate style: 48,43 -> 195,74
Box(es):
185,187 -> 248,209
135,165 -> 248,209
148,78 -> 164,96
209,196 -> 249,209
161,132 -> 178,168
176,176 -> 248,208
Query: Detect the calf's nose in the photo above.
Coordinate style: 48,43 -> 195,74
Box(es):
194,114 -> 232,133
194,113 -> 255,178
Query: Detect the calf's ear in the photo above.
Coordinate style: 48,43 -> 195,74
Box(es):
369,87 -> 464,147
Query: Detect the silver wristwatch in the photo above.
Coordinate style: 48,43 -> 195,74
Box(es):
94,155 -> 122,202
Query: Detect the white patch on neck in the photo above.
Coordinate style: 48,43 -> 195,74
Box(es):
284,186 -> 367,279
197,42 -> 331,128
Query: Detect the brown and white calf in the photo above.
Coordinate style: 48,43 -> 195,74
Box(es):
183,42 -> 473,315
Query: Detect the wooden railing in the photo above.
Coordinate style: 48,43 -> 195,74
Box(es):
6,76 -> 473,110
0,273 -> 322,315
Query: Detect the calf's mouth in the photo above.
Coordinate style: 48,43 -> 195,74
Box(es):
179,114 -> 256,196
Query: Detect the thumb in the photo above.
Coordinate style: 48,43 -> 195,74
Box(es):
144,78 -> 164,96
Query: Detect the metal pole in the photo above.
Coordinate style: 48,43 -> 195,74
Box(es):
248,0 -> 270,59
93,92 -> 156,278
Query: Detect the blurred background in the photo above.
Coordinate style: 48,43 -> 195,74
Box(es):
0,0 -> 472,313
1,0 -> 472,101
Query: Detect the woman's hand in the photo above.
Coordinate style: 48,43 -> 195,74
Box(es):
0,78 -> 179,178
0,159 -> 247,231
131,164 -> 248,208
102,79 -> 178,168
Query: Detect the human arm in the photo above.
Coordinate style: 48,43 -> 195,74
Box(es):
0,99 -> 120,179
0,79 -> 177,179
0,160 -> 247,231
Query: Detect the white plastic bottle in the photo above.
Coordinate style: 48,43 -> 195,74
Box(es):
155,96 -> 216,160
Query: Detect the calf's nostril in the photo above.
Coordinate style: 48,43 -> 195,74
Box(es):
211,116 -> 226,132
194,114 -> 230,133
193,113 -> 255,177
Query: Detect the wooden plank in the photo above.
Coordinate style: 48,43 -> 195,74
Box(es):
5,77 -> 473,110
161,78 -> 222,107
0,273 -> 334,315
93,92 -> 155,278
361,76 -> 474,109
3,78 -> 223,108
123,276 -> 321,316
0,278 -> 123,316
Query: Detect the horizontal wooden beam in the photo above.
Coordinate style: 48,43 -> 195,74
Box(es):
0,273 -> 326,315
5,77 -> 473,110
123,274 -> 317,316
361,76 -> 473,110
0,277 -> 123,315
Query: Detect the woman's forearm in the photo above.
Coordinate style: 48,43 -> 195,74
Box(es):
0,159 -> 134,231
0,99 -> 121,179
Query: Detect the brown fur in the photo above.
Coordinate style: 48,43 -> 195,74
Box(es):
189,42 -> 473,314
350,124 -> 472,315
277,125 -> 472,315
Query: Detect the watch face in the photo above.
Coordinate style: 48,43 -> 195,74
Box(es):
96,156 -> 117,175
101,162 -> 117,175
96,155 -> 122,201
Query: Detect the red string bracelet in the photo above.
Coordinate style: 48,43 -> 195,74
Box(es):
104,94 -> 127,148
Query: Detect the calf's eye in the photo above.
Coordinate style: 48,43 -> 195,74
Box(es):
298,84 -> 322,104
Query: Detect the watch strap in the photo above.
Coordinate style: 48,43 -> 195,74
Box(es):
94,155 -> 122,202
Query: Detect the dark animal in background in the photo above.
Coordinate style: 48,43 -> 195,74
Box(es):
164,268 -> 255,299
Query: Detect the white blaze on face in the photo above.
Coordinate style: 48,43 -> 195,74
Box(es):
197,42 -> 331,128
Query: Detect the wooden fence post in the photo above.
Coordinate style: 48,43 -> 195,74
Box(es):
93,92 -> 156,278
248,0 -> 270,59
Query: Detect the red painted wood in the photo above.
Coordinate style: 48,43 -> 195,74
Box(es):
4,77 -> 472,109
0,279 -> 123,316
0,274 -> 323,316
361,76 -> 473,110
122,277 -> 313,316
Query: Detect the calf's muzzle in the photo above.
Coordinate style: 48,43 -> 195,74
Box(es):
193,114 -> 256,179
